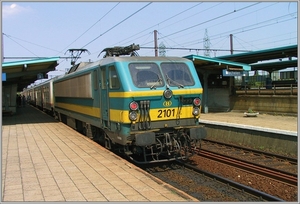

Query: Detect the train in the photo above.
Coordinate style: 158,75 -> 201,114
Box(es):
22,44 -> 206,163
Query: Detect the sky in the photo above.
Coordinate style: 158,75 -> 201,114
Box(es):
1,1 -> 298,72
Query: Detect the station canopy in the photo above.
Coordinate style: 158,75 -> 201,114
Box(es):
184,54 -> 251,71
217,44 -> 297,72
2,57 -> 59,92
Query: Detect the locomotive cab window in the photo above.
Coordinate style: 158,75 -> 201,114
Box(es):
161,62 -> 194,86
109,66 -> 120,89
129,63 -> 164,88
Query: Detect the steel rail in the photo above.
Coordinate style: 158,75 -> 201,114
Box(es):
202,138 -> 298,164
177,160 -> 285,202
197,149 -> 297,186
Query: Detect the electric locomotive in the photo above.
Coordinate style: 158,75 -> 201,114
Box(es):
53,44 -> 206,163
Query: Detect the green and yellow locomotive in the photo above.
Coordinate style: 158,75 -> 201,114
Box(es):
53,44 -> 206,163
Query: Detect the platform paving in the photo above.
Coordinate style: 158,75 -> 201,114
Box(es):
1,105 -> 197,202
200,111 -> 297,133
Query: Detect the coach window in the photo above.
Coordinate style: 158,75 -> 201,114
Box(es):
93,70 -> 98,90
109,66 -> 120,89
101,67 -> 107,89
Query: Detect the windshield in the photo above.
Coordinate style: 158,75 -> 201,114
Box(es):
161,62 -> 195,87
129,63 -> 164,88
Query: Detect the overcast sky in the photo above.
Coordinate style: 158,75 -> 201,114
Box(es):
2,1 -> 298,71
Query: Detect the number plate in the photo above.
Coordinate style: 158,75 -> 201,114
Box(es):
157,109 -> 176,119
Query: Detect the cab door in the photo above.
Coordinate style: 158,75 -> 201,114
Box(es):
100,66 -> 109,128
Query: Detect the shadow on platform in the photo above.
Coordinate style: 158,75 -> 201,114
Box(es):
2,105 -> 58,125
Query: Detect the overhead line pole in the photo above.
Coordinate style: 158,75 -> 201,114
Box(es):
2,33 -> 4,62
154,30 -> 158,57
230,34 -> 233,55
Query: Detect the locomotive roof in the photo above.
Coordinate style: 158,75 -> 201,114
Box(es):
101,56 -> 191,63
69,56 -> 192,73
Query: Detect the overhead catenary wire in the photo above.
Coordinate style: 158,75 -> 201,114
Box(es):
140,46 -> 251,53
2,33 -> 61,55
114,2 -> 204,46
2,2 -> 297,62
139,10 -> 296,54
81,2 -> 152,48
157,2 -> 278,47
92,2 -> 204,57
139,15 -> 296,54
123,2 -> 224,47
3,9 -> 297,59
158,2 -> 261,40
179,13 -> 297,48
139,3 -> 263,48
156,2 -> 224,34
236,31 -> 297,48
58,2 -> 120,55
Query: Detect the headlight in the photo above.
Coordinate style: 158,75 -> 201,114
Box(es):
192,107 -> 200,116
163,89 -> 173,99
129,111 -> 138,121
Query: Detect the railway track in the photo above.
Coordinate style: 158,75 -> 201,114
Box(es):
98,135 -> 296,201
90,123 -> 298,201
141,161 -> 284,202
201,139 -> 298,174
188,139 -> 298,201
202,139 -> 297,163
196,149 -> 297,186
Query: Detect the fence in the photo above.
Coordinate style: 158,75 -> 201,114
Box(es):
235,84 -> 297,95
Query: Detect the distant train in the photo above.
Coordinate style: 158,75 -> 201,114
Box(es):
23,44 -> 206,163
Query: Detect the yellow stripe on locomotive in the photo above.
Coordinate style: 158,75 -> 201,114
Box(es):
108,88 -> 203,98
56,99 -> 201,124
55,85 -> 203,123
109,106 -> 200,123
55,102 -> 100,118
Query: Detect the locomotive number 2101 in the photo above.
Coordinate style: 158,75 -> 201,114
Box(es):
157,109 -> 176,118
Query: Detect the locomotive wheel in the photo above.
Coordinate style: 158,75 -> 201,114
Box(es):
82,127 -> 87,136
105,134 -> 113,150
91,126 -> 99,141
92,127 -> 105,146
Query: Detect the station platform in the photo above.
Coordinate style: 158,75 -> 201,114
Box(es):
199,111 -> 297,133
1,105 -> 197,202
199,111 -> 298,157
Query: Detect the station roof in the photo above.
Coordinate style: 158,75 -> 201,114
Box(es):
2,57 -> 59,92
1,45 -> 297,93
217,44 -> 298,72
250,59 -> 298,72
184,54 -> 251,71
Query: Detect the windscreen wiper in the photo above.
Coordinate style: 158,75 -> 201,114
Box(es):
150,77 -> 162,89
165,74 -> 184,88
